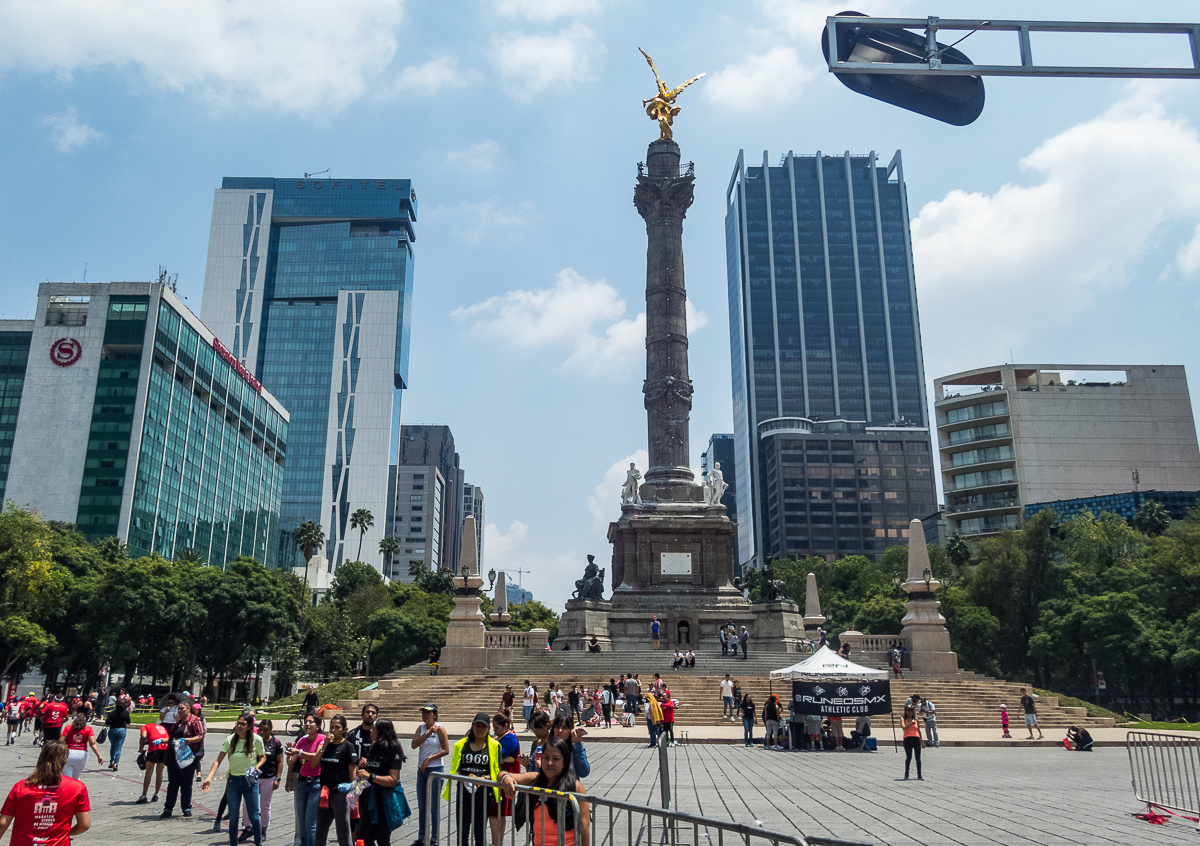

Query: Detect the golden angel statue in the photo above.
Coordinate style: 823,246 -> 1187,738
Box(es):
639,48 -> 704,141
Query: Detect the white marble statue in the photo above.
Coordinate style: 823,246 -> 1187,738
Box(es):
704,462 -> 728,506
621,462 -> 642,505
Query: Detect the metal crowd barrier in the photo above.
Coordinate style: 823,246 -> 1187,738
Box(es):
428,771 -> 872,846
1127,730 -> 1200,828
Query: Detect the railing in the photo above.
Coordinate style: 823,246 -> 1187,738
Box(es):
839,632 -> 905,655
428,770 -> 872,846
1127,731 -> 1200,829
485,631 -> 532,649
947,497 -> 1020,514
637,161 -> 695,178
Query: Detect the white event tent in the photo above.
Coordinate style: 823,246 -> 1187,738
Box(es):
770,645 -> 889,680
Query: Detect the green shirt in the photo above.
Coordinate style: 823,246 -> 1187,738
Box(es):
220,733 -> 266,777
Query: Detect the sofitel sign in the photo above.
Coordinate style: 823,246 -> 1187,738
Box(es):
212,337 -> 262,394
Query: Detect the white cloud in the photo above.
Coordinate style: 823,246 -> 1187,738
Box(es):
757,0 -> 905,40
0,0 -> 406,114
484,520 -> 578,611
492,24 -> 603,100
1178,222 -> 1200,276
912,89 -> 1200,369
588,450 -> 648,524
392,53 -> 475,97
433,197 -> 532,244
451,268 -> 707,375
445,141 -> 501,175
43,108 -> 101,153
703,47 -> 815,111
494,0 -> 603,21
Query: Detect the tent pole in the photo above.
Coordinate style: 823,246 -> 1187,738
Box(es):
891,712 -> 898,753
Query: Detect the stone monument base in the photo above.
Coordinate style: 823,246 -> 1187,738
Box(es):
559,599 -> 612,651
904,625 -> 960,676
440,591 -> 488,673
752,600 -> 807,652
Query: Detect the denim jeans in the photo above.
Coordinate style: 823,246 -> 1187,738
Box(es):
646,719 -> 660,747
417,766 -> 443,845
523,705 -> 532,731
293,778 -> 322,846
225,775 -> 262,846
722,697 -> 734,717
107,727 -> 126,766
742,717 -> 754,746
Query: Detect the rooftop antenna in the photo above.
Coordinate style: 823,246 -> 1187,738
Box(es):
304,168 -> 330,178
1132,469 -> 1140,492
82,262 -> 87,283
157,265 -> 179,293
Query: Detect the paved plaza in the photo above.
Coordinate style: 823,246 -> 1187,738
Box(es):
0,731 -> 1189,846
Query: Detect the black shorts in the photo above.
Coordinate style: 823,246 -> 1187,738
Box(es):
146,748 -> 166,765
42,726 -> 62,742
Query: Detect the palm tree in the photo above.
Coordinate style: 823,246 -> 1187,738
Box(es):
175,547 -> 203,565
350,508 -> 374,561
1133,500 -> 1170,537
946,533 -> 971,570
379,535 -> 400,572
293,520 -> 326,594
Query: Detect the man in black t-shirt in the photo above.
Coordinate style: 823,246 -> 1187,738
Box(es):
1019,688 -> 1044,739
346,703 -> 378,761
302,687 -> 319,716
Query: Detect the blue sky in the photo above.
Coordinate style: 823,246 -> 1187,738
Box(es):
3,0 -> 1200,611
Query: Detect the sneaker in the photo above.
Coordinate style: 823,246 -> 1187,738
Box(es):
238,827 -> 253,842
917,776 -> 924,780
159,810 -> 173,818
152,794 -> 159,802
182,809 -> 192,817
135,796 -> 148,805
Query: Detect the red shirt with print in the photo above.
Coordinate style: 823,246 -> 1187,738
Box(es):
1,777 -> 90,846
63,725 -> 93,752
141,723 -> 169,751
40,703 -> 68,729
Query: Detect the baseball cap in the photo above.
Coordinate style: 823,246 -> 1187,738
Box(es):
421,702 -> 438,713
472,712 -> 490,726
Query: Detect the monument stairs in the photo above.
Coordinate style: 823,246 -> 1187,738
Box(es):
341,651 -> 1114,731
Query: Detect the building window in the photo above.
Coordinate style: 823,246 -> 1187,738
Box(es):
410,494 -> 422,501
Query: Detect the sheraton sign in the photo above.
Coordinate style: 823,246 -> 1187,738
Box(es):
212,337 -> 262,394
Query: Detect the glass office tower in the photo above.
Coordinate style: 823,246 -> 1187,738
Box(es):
725,150 -> 935,567
201,177 -> 416,571
2,282 -> 288,567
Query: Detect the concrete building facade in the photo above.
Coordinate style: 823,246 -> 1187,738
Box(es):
392,464 -> 445,582
725,149 -> 934,565
463,483 -> 484,568
396,425 -> 463,575
934,364 -> 1200,537
200,177 -> 415,572
2,282 -> 288,567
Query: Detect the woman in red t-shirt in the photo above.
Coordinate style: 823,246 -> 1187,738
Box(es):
61,713 -> 103,781
0,741 -> 91,845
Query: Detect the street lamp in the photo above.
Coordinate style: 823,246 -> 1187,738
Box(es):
892,573 -> 903,591
488,569 -> 497,591
923,568 -> 932,589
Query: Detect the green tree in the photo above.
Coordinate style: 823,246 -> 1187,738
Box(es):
1134,500 -> 1171,537
508,600 -> 560,644
946,533 -> 971,569
350,508 -> 374,561
293,520 -> 325,594
304,600 -> 355,679
850,594 -> 905,635
330,560 -> 384,605
379,536 -> 400,571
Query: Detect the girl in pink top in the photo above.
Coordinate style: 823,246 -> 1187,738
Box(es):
285,714 -> 326,846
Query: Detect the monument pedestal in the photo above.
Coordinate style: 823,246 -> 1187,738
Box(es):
559,600 -> 612,651
439,574 -> 488,673
899,518 -> 960,677
751,600 -> 807,652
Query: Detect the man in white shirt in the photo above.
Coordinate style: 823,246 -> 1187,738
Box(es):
920,698 -> 939,747
600,685 -> 614,728
550,683 -> 564,712
720,674 -> 734,720
522,680 -> 535,731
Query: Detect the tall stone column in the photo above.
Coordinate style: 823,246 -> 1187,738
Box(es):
803,572 -> 827,640
439,515 -> 487,673
899,518 -> 959,676
635,139 -> 696,491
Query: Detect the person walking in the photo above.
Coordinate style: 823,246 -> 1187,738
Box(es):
5,698 -> 21,745
62,712 -> 103,779
498,737 -> 590,846
303,686 -> 319,717
103,698 -> 131,771
1019,688 -> 1044,739
902,705 -> 923,780
354,718 -> 407,846
740,693 -> 756,747
136,719 -> 170,803
285,713 -> 326,846
412,704 -> 448,846
244,718 -> 284,841
501,685 -> 515,721
568,686 -> 581,723
443,713 -> 501,846
599,684 -> 614,729
0,742 -> 91,844
890,647 -> 903,679
738,627 -> 749,659
162,698 -> 205,818
720,675 -> 734,720
1000,704 -> 1012,739
522,681 -> 536,732
719,627 -> 729,657
40,696 -> 68,744
200,712 -> 267,846
762,694 -> 780,751
650,616 -> 661,650
920,697 -> 939,748
660,694 -> 676,746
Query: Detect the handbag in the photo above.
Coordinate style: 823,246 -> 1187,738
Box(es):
173,737 -> 195,768
96,727 -> 108,745
136,751 -> 147,771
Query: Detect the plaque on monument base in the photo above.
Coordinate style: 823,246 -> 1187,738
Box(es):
559,599 -> 612,652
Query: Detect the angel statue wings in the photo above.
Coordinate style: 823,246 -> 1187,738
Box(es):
639,48 -> 704,141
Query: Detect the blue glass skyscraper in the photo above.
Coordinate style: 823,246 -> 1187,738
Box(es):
201,177 -> 415,571
725,151 -> 934,567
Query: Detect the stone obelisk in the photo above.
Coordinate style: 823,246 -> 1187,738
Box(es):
439,515 -> 487,672
899,518 -> 959,676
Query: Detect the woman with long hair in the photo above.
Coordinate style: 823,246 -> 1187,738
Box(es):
298,713 -> 356,846
549,713 -> 590,778
285,712 -> 326,846
762,694 -> 781,750
739,693 -> 756,748
62,710 -> 103,779
902,705 -> 923,780
444,713 -> 501,846
162,698 -> 205,818
354,717 -> 407,846
499,736 -> 589,846
104,697 -> 131,771
0,742 -> 91,844
490,712 -> 521,846
243,718 -> 284,840
201,712 -> 268,846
